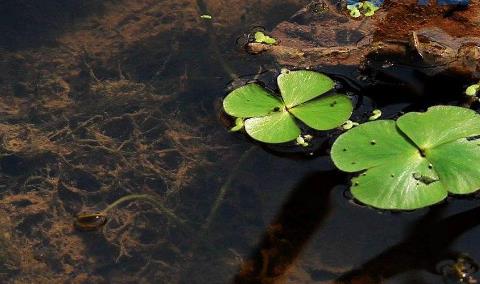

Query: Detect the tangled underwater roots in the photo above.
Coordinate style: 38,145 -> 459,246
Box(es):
0,74 -> 236,282
0,0 -> 313,281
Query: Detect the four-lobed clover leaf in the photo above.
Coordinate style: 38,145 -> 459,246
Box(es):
331,105 -> 480,210
223,70 -> 353,143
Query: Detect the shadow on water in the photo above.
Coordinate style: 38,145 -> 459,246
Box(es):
234,171 -> 480,284
336,203 -> 480,283
2,0 -> 480,282
0,0 -> 105,49
234,170 -> 344,283
231,52 -> 480,283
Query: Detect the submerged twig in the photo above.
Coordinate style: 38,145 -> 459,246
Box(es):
103,194 -> 183,224
202,146 -> 257,231
75,194 -> 188,232
195,0 -> 238,81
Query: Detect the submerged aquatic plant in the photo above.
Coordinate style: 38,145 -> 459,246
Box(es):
223,70 -> 353,143
331,106 -> 480,210
75,194 -> 184,231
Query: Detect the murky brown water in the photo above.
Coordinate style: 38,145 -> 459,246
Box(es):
0,0 -> 479,283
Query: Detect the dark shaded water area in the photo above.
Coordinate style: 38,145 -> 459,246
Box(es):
0,0 -> 480,283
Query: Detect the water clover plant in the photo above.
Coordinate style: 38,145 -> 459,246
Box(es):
223,70 -> 353,143
331,106 -> 480,210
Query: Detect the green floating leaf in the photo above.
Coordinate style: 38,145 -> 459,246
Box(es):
223,84 -> 283,118
332,120 -> 417,172
278,70 -> 335,108
396,106 -> 480,149
230,118 -> 244,132
347,6 -> 361,18
351,156 -> 446,210
296,135 -> 309,147
347,1 -> 380,18
466,84 -> 480,96
331,106 -> 480,210
362,1 -> 379,17
289,94 -> 353,130
368,109 -> 382,121
347,3 -> 363,10
244,110 -> 300,143
342,120 -> 359,130
223,70 -> 353,144
254,31 -> 277,45
427,139 -> 480,194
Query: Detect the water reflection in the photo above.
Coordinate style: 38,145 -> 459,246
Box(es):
0,0 -> 105,49
235,170 -> 344,283
234,170 -> 480,284
336,203 -> 480,283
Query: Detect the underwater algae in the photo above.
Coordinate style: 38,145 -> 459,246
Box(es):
2,0 -> 480,283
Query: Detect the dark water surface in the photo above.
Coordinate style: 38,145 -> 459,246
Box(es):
0,0 -> 479,283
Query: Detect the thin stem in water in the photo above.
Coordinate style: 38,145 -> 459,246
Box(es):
102,194 -> 184,225
202,146 -> 257,231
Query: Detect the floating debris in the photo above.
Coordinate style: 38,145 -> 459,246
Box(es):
74,213 -> 107,231
413,172 -> 439,185
369,109 -> 382,121
303,134 -> 313,141
466,84 -> 480,97
280,68 -> 290,74
230,117 -> 244,132
438,254 -> 479,284
347,1 -> 380,18
342,120 -> 360,130
362,1 -> 380,17
254,31 -> 277,45
347,3 -> 362,18
296,135 -> 309,147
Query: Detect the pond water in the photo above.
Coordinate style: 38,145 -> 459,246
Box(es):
0,0 -> 479,283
